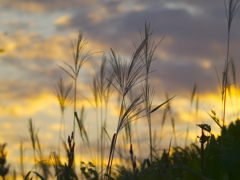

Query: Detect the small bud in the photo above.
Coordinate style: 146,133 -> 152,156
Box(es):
129,144 -> 133,155
133,156 -> 137,170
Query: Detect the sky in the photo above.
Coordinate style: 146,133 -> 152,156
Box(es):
1,0 -> 240,177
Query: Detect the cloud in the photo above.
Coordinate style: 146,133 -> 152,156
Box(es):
55,14 -> 71,26
1,0 -> 96,13
0,88 -> 58,118
1,31 -> 72,61
61,0 -> 233,69
2,1 -> 46,13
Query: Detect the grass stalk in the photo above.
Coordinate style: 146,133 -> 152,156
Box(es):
222,0 -> 240,126
185,84 -> 197,147
90,54 -> 112,176
59,31 -> 92,142
141,22 -> 163,163
28,119 -> 37,166
105,36 -> 148,178
19,141 -> 25,179
54,76 -> 73,157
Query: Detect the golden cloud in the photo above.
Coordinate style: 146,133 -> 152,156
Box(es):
0,91 -> 59,118
3,1 -> 45,13
55,14 -> 71,26
2,30 -> 112,65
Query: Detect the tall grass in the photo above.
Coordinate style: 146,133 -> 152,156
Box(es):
91,55 -> 113,175
59,31 -> 92,142
185,84 -> 198,147
141,23 -> 162,163
222,0 -> 240,126
104,33 -> 149,177
19,141 -> 26,179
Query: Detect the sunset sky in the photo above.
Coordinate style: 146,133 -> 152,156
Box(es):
1,0 -> 240,176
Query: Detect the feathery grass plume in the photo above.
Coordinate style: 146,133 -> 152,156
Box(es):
140,22 -> 164,163
105,36 -> 148,178
59,31 -> 93,142
222,0 -> 240,126
54,76 -> 73,156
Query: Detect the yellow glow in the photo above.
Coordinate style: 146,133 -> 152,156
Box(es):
201,60 -> 211,69
55,15 -> 70,26
0,29 -> 114,64
178,110 -> 191,122
0,92 -> 58,117
50,123 -> 61,131
1,122 -> 11,129
5,41 -> 16,52
1,31 -> 72,60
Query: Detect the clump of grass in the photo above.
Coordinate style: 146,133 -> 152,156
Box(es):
105,35 -> 148,178
0,143 -> 10,180
51,132 -> 77,180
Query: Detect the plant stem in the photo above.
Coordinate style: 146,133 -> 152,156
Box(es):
200,129 -> 204,171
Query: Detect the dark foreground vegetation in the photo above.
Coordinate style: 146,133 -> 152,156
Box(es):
1,0 -> 240,179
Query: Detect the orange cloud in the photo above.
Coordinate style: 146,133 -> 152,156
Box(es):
3,1 -> 45,13
55,14 -> 71,26
0,91 -> 59,118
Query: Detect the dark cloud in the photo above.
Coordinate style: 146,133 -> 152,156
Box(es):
3,0 -> 240,98
2,0 -> 94,13
151,59 -> 218,95
63,0 -> 240,64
